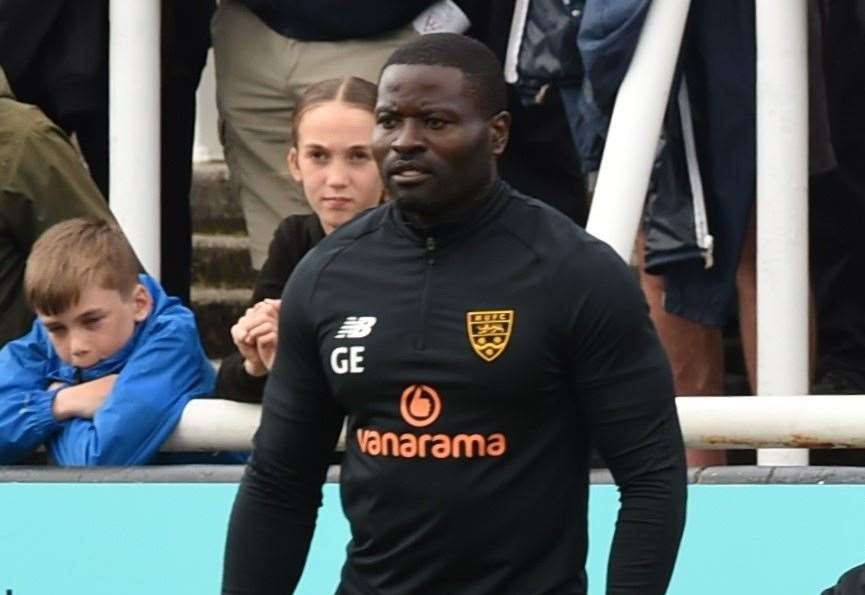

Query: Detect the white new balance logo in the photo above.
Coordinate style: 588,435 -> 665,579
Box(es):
335,316 -> 377,339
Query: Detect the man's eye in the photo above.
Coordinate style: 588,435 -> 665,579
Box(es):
46,327 -> 65,336
425,118 -> 446,130
377,115 -> 397,129
307,151 -> 328,162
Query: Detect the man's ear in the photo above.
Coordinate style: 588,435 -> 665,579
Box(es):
489,111 -> 511,157
131,283 -> 153,322
287,148 -> 302,182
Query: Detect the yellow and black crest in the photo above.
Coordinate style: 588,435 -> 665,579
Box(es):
466,310 -> 515,362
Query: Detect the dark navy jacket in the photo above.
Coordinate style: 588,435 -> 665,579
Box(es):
236,0 -> 435,40
571,0 -> 757,327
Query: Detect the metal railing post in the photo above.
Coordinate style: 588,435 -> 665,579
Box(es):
109,0 -> 162,278
755,1 -> 810,467
585,0 -> 692,261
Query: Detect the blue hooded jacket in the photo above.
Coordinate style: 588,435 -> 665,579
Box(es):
0,274 -> 216,465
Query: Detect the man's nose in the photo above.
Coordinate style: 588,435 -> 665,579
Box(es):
391,119 -> 425,154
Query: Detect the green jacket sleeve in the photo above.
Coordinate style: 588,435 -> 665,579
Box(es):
0,104 -> 112,345
2,109 -> 111,249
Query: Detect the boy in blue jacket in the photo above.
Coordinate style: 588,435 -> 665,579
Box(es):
0,217 -> 216,465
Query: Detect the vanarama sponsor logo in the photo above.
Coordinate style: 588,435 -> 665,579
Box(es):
356,384 -> 507,459
400,384 -> 441,427
356,428 -> 507,458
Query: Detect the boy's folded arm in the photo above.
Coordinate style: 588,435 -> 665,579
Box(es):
48,320 -> 215,466
52,375 -> 118,421
0,387 -> 63,463
0,325 -> 64,463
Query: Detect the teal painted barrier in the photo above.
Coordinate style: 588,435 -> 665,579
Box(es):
0,483 -> 862,594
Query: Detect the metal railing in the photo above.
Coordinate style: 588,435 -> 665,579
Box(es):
162,396 -> 865,453
109,1 -> 161,278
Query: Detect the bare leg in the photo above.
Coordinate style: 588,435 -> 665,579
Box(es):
637,233 -> 727,466
736,214 -> 758,392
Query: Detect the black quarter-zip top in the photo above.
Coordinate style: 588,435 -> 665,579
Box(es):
223,180 -> 687,595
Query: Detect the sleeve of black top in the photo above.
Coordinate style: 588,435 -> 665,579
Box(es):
222,261 -> 344,594
252,218 -> 301,303
215,351 -> 268,403
216,219 -> 303,403
559,243 -> 687,595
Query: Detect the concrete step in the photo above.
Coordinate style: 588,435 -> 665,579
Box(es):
191,233 -> 256,289
190,160 -> 254,358
190,286 -> 252,359
190,161 -> 245,235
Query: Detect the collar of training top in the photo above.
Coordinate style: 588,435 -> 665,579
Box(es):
389,179 -> 511,248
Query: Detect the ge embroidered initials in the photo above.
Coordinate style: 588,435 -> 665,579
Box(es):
330,346 -> 365,374
335,316 -> 377,339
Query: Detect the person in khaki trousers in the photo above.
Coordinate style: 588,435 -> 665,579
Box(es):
211,0 -> 432,268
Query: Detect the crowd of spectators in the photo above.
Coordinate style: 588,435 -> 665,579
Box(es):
0,0 -> 862,467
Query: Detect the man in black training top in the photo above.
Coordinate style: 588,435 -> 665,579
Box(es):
222,33 -> 687,595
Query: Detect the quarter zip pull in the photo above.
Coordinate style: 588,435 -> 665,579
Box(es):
425,236 -> 436,265
415,236 -> 436,350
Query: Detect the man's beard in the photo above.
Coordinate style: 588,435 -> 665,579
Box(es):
390,169 -> 495,223
394,193 -> 445,216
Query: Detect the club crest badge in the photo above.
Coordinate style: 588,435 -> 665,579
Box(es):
466,310 -> 514,362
